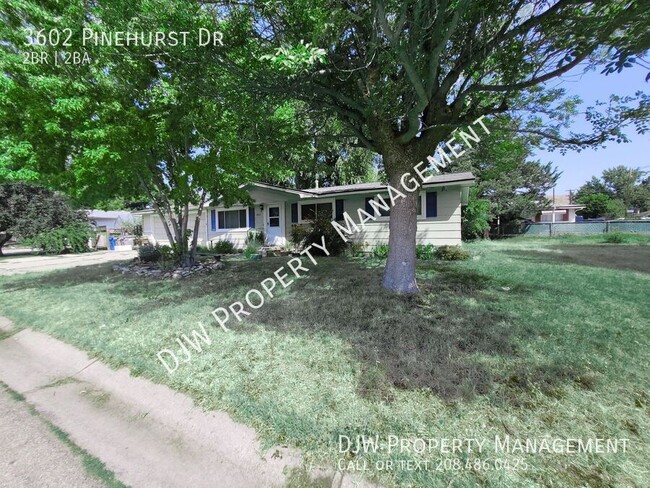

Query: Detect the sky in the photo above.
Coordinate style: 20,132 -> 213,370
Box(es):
534,64 -> 649,195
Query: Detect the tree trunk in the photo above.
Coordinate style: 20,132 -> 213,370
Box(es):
189,192 -> 207,265
381,151 -> 420,294
0,233 -> 12,256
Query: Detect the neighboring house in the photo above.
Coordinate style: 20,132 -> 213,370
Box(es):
534,205 -> 585,223
133,172 -> 475,249
533,194 -> 585,223
86,210 -> 134,231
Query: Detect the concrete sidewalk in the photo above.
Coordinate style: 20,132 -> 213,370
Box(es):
0,320 -> 369,488
0,386 -> 104,488
0,251 -> 136,276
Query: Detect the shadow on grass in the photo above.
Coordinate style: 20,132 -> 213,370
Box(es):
238,259 -> 523,401
1,257 -> 593,403
506,245 -> 650,274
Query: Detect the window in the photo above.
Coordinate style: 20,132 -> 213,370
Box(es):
268,206 -> 280,227
301,202 -> 332,221
335,199 -> 345,221
217,209 -> 247,229
425,191 -> 438,218
291,203 -> 298,223
365,196 -> 390,218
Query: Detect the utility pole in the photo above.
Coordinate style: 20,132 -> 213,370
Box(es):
552,187 -> 556,224
567,189 -> 575,204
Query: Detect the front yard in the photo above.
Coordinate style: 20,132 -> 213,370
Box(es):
1,236 -> 648,487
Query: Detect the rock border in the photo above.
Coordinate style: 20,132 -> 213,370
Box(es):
112,260 -> 225,280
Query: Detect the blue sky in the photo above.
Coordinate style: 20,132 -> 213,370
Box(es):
534,64 -> 649,194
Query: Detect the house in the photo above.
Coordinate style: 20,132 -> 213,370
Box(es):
534,206 -> 585,223
133,171 -> 475,249
532,193 -> 584,223
86,210 -> 134,231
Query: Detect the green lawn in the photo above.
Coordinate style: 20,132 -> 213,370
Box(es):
1,236 -> 648,487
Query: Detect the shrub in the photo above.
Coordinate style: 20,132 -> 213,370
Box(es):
372,243 -> 389,259
212,239 -> 236,254
603,231 -> 627,244
302,214 -> 348,256
244,241 -> 261,259
348,241 -> 366,257
138,243 -> 162,263
462,190 -> 491,240
415,243 -> 436,260
435,245 -> 470,261
246,230 -> 265,245
290,224 -> 309,248
27,222 -> 93,254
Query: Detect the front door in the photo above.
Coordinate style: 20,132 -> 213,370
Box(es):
265,203 -> 284,246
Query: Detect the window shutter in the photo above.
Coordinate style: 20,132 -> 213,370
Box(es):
364,197 -> 373,214
291,203 -> 298,223
210,210 -> 216,231
248,207 -> 255,228
335,199 -> 344,220
426,191 -> 437,218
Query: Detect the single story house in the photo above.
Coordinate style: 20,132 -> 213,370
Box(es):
86,210 -> 134,231
133,171 -> 475,249
534,205 -> 585,223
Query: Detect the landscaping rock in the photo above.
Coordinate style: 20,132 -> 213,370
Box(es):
111,260 -> 225,280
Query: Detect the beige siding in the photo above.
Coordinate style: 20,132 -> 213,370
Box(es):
137,184 -> 464,250
334,187 -> 462,248
206,204 -> 252,249
140,211 -> 211,247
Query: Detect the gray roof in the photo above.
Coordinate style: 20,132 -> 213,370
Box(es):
85,210 -> 134,221
303,171 -> 475,196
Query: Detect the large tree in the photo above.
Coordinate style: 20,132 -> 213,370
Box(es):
0,181 -> 86,255
0,0 -> 293,266
449,116 -> 560,234
196,0 -> 650,293
575,165 -> 649,215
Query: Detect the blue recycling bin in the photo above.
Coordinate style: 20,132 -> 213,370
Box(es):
108,236 -> 116,251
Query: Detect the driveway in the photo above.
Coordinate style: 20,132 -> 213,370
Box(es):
0,251 -> 137,276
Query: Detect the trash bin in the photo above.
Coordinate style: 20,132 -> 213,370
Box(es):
108,236 -> 116,251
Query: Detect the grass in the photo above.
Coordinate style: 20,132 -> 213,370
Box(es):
0,236 -> 648,487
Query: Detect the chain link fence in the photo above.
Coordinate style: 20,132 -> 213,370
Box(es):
505,220 -> 650,237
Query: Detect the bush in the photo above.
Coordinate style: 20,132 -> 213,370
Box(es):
27,222 -> 93,254
348,241 -> 366,257
372,243 -> 389,259
603,231 -> 627,244
462,190 -> 491,240
246,230 -> 265,245
435,245 -> 470,261
212,239 -> 236,254
416,243 -> 436,260
138,243 -> 162,263
244,241 -> 261,259
290,224 -> 309,248
302,214 -> 348,256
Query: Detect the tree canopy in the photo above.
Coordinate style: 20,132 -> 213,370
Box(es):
1,0 -> 649,289
575,165 -> 649,217
203,0 -> 650,292
0,181 -> 86,254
